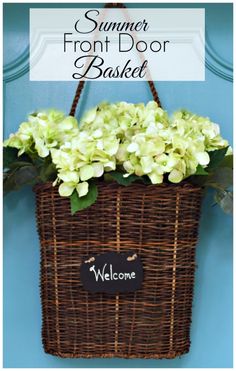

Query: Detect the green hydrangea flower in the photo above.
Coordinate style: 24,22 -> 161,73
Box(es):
4,102 -> 229,199
4,110 -> 79,157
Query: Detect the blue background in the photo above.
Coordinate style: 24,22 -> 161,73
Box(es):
3,3 -> 233,368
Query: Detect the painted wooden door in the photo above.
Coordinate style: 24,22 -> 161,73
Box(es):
3,3 -> 233,368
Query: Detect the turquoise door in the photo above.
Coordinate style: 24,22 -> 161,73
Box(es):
3,3 -> 233,368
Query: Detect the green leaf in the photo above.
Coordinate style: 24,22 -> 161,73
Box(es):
206,167 -> 233,190
187,174 -> 208,187
103,173 -> 115,183
4,165 -> 39,194
3,172 -> 8,181
4,169 -> 20,194
140,175 -> 152,185
214,190 -> 233,214
8,161 -> 33,169
108,171 -> 147,186
39,162 -> 57,182
195,165 -> 208,175
3,147 -> 33,170
3,147 -> 18,168
218,154 -> 233,169
70,182 -> 98,215
105,171 -> 151,186
30,155 -> 45,168
14,165 -> 38,186
190,152 -> 233,189
207,147 -> 229,170
108,171 -> 139,186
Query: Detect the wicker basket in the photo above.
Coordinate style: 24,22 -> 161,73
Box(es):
34,9 -> 202,356
34,181 -> 202,359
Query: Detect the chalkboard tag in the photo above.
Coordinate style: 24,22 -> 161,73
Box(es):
80,251 -> 143,294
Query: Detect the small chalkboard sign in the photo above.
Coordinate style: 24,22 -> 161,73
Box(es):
80,251 -> 143,294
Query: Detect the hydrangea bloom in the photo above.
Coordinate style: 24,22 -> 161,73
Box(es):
4,110 -> 79,157
4,102 -> 229,198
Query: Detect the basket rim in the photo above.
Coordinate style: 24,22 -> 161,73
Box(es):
33,179 -> 202,193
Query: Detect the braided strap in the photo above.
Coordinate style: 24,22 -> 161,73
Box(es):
69,3 -> 162,116
70,80 -> 85,116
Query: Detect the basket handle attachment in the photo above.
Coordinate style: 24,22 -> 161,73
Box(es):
69,2 -> 162,116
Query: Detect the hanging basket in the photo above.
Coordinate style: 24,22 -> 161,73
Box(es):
34,181 -> 202,359
33,4 -> 203,357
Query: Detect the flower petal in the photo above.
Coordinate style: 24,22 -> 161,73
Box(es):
76,182 -> 89,197
140,156 -> 153,174
104,161 -> 116,171
80,164 -> 94,181
196,152 -> 210,166
92,163 -> 104,178
127,142 -> 139,153
168,169 -> 183,183
58,182 -> 75,197
148,172 -> 163,184
58,171 -> 79,183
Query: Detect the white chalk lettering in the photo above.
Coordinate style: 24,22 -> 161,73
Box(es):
89,264 -> 136,282
89,264 -> 106,281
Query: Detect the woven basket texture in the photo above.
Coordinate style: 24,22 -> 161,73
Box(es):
34,181 -> 202,359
